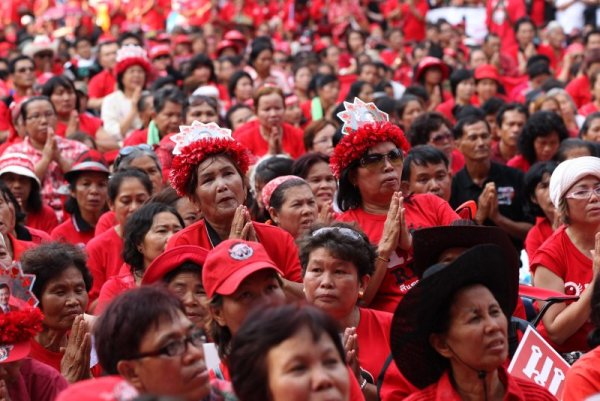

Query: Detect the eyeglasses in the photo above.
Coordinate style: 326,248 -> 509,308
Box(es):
359,148 -> 403,170
312,227 -> 362,241
430,132 -> 453,144
118,144 -> 154,157
566,185 -> 600,200
26,111 -> 56,121
130,329 -> 207,360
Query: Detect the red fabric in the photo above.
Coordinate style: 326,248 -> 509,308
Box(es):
25,226 -> 51,244
404,366 -> 556,401
507,154 -> 531,173
10,233 -> 35,262
85,227 -> 124,301
94,211 -> 117,236
88,70 -> 116,99
166,219 -> 302,283
6,358 -> 68,401
530,226 -> 594,353
566,75 -> 591,109
579,102 -> 599,117
537,44 -> 564,73
29,340 -> 61,372
524,217 -> 554,263
232,120 -> 305,160
450,149 -> 465,175
435,99 -> 455,124
123,128 -> 148,146
486,0 -> 526,65
400,1 -> 428,42
54,113 -> 102,139
336,194 -> 460,312
95,264 -> 135,315
563,345 -> 600,401
26,205 -> 59,234
156,132 -> 176,181
50,217 -> 95,247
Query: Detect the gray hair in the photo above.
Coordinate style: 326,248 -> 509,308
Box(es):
114,146 -> 162,172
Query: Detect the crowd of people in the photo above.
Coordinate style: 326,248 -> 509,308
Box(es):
3,0 -> 600,400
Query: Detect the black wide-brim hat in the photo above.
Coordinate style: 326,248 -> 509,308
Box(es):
390,244 -> 518,389
411,225 -> 518,279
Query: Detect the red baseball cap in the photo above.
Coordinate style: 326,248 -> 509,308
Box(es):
56,376 -> 139,401
142,245 -> 209,285
474,64 -> 500,83
224,30 -> 246,44
202,240 -> 283,299
64,150 -> 110,183
174,34 -> 192,45
149,44 -> 171,59
415,56 -> 450,82
216,39 -> 238,56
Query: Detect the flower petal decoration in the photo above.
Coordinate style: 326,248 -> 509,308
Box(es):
337,97 -> 389,136
171,121 -> 233,155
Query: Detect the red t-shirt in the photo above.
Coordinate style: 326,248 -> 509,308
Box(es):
566,75 -> 591,109
400,0 -> 428,42
50,216 -> 95,247
530,225 -> 594,352
507,154 -> 531,173
524,217 -> 554,263
55,113 -> 102,139
486,0 -> 526,64
29,339 -> 102,378
94,211 -> 117,236
435,99 -> 455,124
123,128 -> 148,146
233,120 -> 305,160
563,345 -> 600,401
167,219 -> 302,283
95,264 -> 135,315
26,205 -> 59,234
24,226 -> 51,244
579,102 -> 598,117
537,44 -> 564,73
85,227 -> 124,301
450,149 -> 465,175
336,194 -> 460,312
6,358 -> 68,401
88,70 -> 116,100
10,233 -> 36,262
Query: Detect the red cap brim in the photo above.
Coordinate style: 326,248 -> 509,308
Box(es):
215,264 -> 283,297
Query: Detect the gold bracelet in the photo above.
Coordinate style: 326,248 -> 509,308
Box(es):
376,255 -> 390,263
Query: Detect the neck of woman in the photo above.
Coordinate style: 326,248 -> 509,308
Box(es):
362,198 -> 392,215
35,327 -> 68,352
123,88 -> 136,98
206,216 -> 234,241
29,136 -> 45,151
114,224 -> 123,237
57,113 -> 71,123
80,208 -> 103,227
451,366 -> 504,401
566,223 -> 600,258
338,306 -> 361,330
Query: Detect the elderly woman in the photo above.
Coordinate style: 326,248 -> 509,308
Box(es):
292,153 -> 338,215
51,150 -> 109,246
229,304 -> 350,401
85,169 -> 152,301
233,86 -> 305,160
166,121 -> 302,294
262,175 -> 318,239
101,45 -> 151,141
392,245 -> 555,400
142,245 -> 209,328
95,202 -> 184,314
331,118 -> 459,312
0,153 -> 58,233
531,156 -> 600,353
93,286 -> 235,401
21,242 -> 96,383
299,223 -> 416,401
4,96 -> 88,211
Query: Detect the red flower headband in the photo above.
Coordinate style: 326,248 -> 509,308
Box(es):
330,121 -> 410,178
0,308 -> 43,345
169,122 -> 251,197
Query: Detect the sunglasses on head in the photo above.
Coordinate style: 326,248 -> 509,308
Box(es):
359,148 -> 403,170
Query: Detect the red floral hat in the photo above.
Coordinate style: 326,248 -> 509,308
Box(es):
169,121 -> 251,197
330,98 -> 410,178
114,45 -> 152,77
0,308 -> 44,364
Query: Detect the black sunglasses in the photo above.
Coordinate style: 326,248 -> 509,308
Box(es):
359,148 -> 403,170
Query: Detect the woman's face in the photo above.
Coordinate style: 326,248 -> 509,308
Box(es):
110,177 -> 150,226
270,185 -> 318,239
431,285 -> 508,374
1,173 -> 32,208
129,155 -> 163,194
175,197 -> 201,227
583,118 -> 600,142
564,175 -> 600,224
312,124 -> 336,156
131,311 -> 210,401
358,83 -> 374,103
476,79 -> 498,102
295,67 -> 312,91
186,102 -> 219,125
193,66 -> 212,85
0,194 -> 16,235
533,172 -> 555,223
213,269 -> 285,335
401,100 -> 424,130
193,156 -> 246,225
254,49 -> 273,75
267,326 -> 349,401
24,100 -> 56,146
73,172 -> 109,217
540,99 -> 560,116
257,93 -> 285,129
50,85 -> 77,116
234,77 -> 254,102
318,82 -> 340,106
140,212 -> 183,268
284,101 -> 303,126
424,67 -> 442,85
229,107 -> 254,131
352,141 -> 403,206
456,78 -> 475,102
305,161 -> 337,208
122,65 -> 146,91
167,272 -> 207,327
533,132 -> 560,162
348,32 -> 364,53
40,266 -> 89,331
555,94 -> 574,119
303,248 -> 366,320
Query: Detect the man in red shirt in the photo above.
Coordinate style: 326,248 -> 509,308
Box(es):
87,40 -> 118,111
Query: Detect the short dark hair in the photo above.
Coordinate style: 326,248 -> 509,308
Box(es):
408,112 -> 452,147
229,303 -> 345,401
302,119 -> 337,152
298,222 -> 376,278
21,242 -> 92,302
248,40 -> 273,68
117,31 -> 143,47
481,97 -> 506,116
453,114 -> 490,140
225,103 -> 252,129
518,111 -> 568,164
41,75 -> 81,111
267,177 -> 309,211
513,16 -> 535,35
8,55 -> 34,74
123,202 -> 183,274
449,69 -> 473,98
556,138 -> 598,162
345,80 -> 371,102
19,96 -> 56,121
227,71 -> 253,99
523,161 -> 558,218
0,181 -> 26,228
496,103 -> 529,127
402,145 -> 449,181
253,156 -> 294,186
162,261 -> 203,284
153,87 -> 186,114
184,95 -> 219,117
94,286 -> 184,374
108,168 -> 153,203
292,153 -> 330,179
585,29 -> 600,46
580,112 -> 600,138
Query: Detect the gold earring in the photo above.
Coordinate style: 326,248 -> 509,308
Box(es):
358,290 -> 364,299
